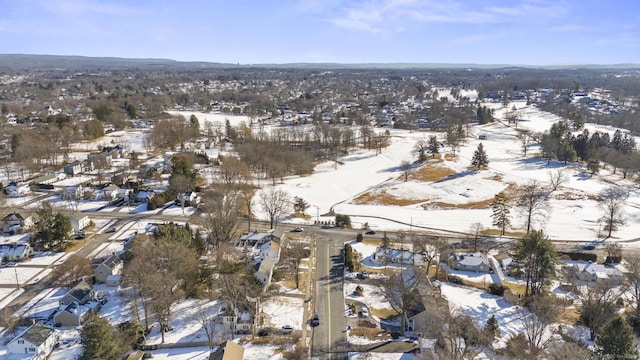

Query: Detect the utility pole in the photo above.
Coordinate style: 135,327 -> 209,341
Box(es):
315,205 -> 320,225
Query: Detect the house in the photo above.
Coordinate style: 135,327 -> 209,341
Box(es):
237,228 -> 284,248
29,173 -> 65,186
404,270 -> 447,339
61,185 -> 84,201
0,243 -> 34,262
1,212 -> 34,233
209,340 -> 245,360
87,152 -> 112,169
448,252 -> 492,273
4,181 -> 29,198
372,247 -> 425,266
135,189 -> 157,203
6,322 -> 59,360
220,309 -> 253,335
94,254 -> 123,284
258,241 -> 281,262
569,262 -> 625,285
254,256 -> 277,292
103,145 -> 125,159
53,300 -> 99,327
69,213 -> 90,232
60,281 -> 94,306
102,184 -> 120,201
175,191 -> 201,206
63,161 -> 83,176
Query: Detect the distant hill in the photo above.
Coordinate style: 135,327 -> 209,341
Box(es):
0,54 -> 638,71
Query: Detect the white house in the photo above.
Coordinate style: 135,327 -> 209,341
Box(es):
7,322 -> 59,360
221,309 -> 253,335
570,262 -> 625,285
175,191 -> 201,206
448,252 -> 492,273
255,256 -> 277,292
69,213 -> 90,232
258,241 -> 281,263
1,212 -> 34,234
4,181 -> 29,198
0,243 -> 34,262
372,247 -> 425,266
62,185 -> 84,201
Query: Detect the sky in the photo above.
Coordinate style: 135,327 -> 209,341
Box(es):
0,0 -> 638,66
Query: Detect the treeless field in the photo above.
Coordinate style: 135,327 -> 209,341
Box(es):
422,198 -> 494,210
353,189 -> 428,206
409,165 -> 456,182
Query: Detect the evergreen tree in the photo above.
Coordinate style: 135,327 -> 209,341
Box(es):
490,193 -> 510,236
483,314 -> 501,339
514,230 -> 557,297
80,312 -> 125,360
596,316 -> 637,359
471,143 -> 489,169
293,196 -> 310,215
427,135 -> 440,158
381,232 -> 391,248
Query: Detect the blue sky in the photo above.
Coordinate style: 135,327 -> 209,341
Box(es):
0,0 -> 637,65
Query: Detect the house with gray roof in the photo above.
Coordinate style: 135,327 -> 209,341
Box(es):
6,322 -> 59,360
448,252 -> 492,273
94,254 -> 123,284
60,281 -> 94,306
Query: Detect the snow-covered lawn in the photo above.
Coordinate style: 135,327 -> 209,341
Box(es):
261,297 -> 305,330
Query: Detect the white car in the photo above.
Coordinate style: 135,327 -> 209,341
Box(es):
281,325 -> 294,334
359,308 -> 369,318
292,227 -> 304,232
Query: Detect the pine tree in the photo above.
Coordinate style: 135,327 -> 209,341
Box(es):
596,316 -> 637,359
471,143 -> 489,169
427,135 -> 440,158
80,312 -> 125,360
490,193 -> 510,236
483,314 -> 501,339
293,196 -> 310,215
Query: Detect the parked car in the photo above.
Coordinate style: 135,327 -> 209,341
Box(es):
292,227 -> 304,232
281,325 -> 294,334
311,314 -> 320,326
365,230 -> 376,235
361,270 -> 368,279
583,245 -> 596,250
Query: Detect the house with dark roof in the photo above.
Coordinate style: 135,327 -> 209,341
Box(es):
60,281 -> 94,306
94,254 -> 123,285
1,212 -> 34,234
0,243 -> 34,262
6,322 -> 59,360
53,300 -> 99,327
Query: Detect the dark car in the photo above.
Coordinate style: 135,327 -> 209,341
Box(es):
311,314 -> 320,326
291,227 -> 304,232
365,230 -> 376,235
583,245 -> 596,250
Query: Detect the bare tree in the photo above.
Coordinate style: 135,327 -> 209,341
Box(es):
625,254 -> 640,318
198,306 -> 220,350
599,186 -> 629,238
50,253 -> 93,289
576,281 -> 622,341
469,222 -> 484,252
521,295 -> 558,350
400,160 -> 411,181
376,266 -> 425,336
259,188 -> 291,229
284,239 -> 310,289
200,189 -> 240,261
517,130 -> 533,157
516,180 -> 550,233
548,169 -> 568,192
438,313 -> 485,360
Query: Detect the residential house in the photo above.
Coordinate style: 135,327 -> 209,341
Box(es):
1,212 -> 34,234
63,161 -> 83,176
94,254 -> 123,285
569,262 -> 625,285
68,213 -> 90,232
448,252 -> 492,273
87,152 -> 112,169
254,256 -> 277,292
102,184 -> 120,201
237,228 -> 284,248
135,189 -> 157,203
220,309 -> 253,335
29,173 -> 65,186
4,181 -> 29,198
60,281 -> 94,306
258,241 -> 281,262
0,243 -> 34,262
372,247 -> 425,266
175,191 -> 201,206
209,340 -> 245,360
404,270 -> 447,340
6,322 -> 59,360
61,185 -> 84,201
53,300 -> 99,327
103,145 -> 125,159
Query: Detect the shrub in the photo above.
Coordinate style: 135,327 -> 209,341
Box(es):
558,251 -> 597,262
335,214 -> 351,228
489,283 -> 507,296
356,233 -> 363,242
448,275 -> 464,285
354,285 -> 364,296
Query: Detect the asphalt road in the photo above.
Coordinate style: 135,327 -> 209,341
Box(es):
310,228 -> 353,360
